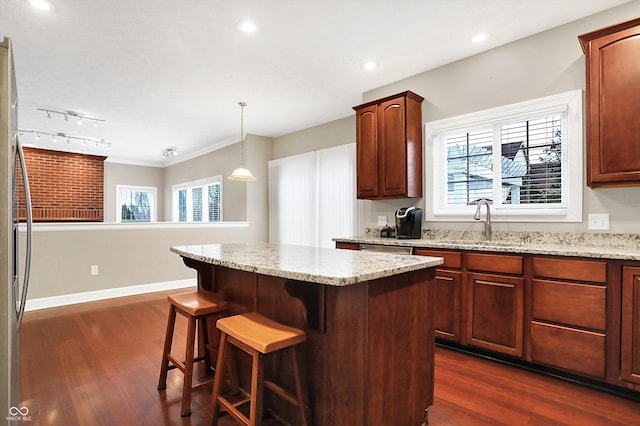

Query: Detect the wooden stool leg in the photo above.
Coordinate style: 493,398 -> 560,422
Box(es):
250,352 -> 265,426
157,305 -> 177,391
201,316 -> 213,373
292,346 -> 311,426
181,315 -> 197,417
211,333 -> 229,426
227,351 -> 240,395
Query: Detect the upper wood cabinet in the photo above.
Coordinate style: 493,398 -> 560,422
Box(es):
353,91 -> 424,199
578,18 -> 640,187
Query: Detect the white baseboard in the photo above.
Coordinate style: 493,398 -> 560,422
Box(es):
25,279 -> 197,312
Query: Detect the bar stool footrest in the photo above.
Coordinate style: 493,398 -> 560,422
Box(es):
263,379 -> 300,407
217,395 -> 252,426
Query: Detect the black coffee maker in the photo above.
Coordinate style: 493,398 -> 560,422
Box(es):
395,207 -> 422,239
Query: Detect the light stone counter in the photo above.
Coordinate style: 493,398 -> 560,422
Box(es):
334,229 -> 640,261
171,242 -> 442,286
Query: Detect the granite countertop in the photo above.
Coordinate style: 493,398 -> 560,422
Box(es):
171,242 -> 443,286
334,229 -> 640,261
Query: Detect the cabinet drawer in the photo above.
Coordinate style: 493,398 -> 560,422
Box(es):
530,321 -> 606,379
532,257 -> 606,283
414,249 -> 461,269
335,242 -> 360,250
532,279 -> 606,331
465,253 -> 523,275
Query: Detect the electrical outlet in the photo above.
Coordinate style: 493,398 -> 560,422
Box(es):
588,214 -> 610,230
377,216 -> 388,226
91,265 -> 99,275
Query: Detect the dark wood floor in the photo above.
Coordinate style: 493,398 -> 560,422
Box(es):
20,290 -> 640,425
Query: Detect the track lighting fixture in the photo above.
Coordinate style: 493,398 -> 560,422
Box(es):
18,129 -> 110,149
162,147 -> 178,158
37,108 -> 105,127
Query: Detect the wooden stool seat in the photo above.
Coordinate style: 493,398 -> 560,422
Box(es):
216,312 -> 307,354
158,291 -> 228,417
168,291 -> 228,317
211,312 -> 311,426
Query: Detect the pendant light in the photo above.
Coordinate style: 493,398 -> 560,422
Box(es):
228,101 -> 256,181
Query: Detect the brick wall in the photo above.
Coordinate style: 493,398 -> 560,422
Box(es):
16,147 -> 106,222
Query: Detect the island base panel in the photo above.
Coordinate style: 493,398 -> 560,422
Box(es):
185,259 -> 435,426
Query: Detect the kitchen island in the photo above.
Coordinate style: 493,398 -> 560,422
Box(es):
171,243 -> 443,426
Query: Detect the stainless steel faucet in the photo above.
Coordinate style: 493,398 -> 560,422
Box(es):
474,199 -> 492,241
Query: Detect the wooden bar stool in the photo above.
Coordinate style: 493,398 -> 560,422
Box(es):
157,291 -> 228,417
210,312 -> 311,426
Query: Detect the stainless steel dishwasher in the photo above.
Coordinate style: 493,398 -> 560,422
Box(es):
359,244 -> 413,255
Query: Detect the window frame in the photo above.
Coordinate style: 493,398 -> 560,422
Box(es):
115,184 -> 157,223
171,175 -> 223,223
425,90 -> 583,223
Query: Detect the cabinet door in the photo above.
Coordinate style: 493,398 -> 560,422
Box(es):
434,269 -> 462,342
355,104 -> 379,198
622,266 -> 640,385
378,97 -> 407,197
583,22 -> 640,186
465,272 -> 524,357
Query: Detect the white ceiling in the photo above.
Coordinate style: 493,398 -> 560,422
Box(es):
1,0 -> 631,166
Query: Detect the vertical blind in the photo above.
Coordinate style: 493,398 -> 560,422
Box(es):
268,143 -> 362,248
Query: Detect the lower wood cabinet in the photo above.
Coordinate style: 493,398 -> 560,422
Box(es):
528,257 -> 608,379
530,321 -> 606,378
340,241 -> 640,394
414,249 -> 462,343
433,270 -> 462,342
464,252 -> 524,357
622,266 -> 640,388
465,272 -> 524,357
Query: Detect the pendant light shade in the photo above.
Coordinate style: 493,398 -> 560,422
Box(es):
228,166 -> 255,181
228,101 -> 256,181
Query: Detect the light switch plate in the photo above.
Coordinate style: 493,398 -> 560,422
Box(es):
377,216 -> 388,226
588,213 -> 610,230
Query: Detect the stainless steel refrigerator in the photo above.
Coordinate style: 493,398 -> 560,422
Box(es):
1,37 -> 32,422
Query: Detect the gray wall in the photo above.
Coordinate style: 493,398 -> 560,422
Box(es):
273,115 -> 355,160
273,1 -> 640,234
29,135 -> 272,301
163,141 -> 247,222
104,162 -> 165,222
26,223 -> 252,300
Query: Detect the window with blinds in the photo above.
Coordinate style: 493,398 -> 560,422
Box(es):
427,90 -> 582,222
172,176 -> 222,222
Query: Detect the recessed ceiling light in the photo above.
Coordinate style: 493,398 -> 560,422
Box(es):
29,0 -> 51,11
361,61 -> 377,70
472,33 -> 488,43
238,21 -> 259,33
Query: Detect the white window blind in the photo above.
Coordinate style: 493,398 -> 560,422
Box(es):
172,175 -> 222,222
427,90 -> 582,222
268,143 -> 362,248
